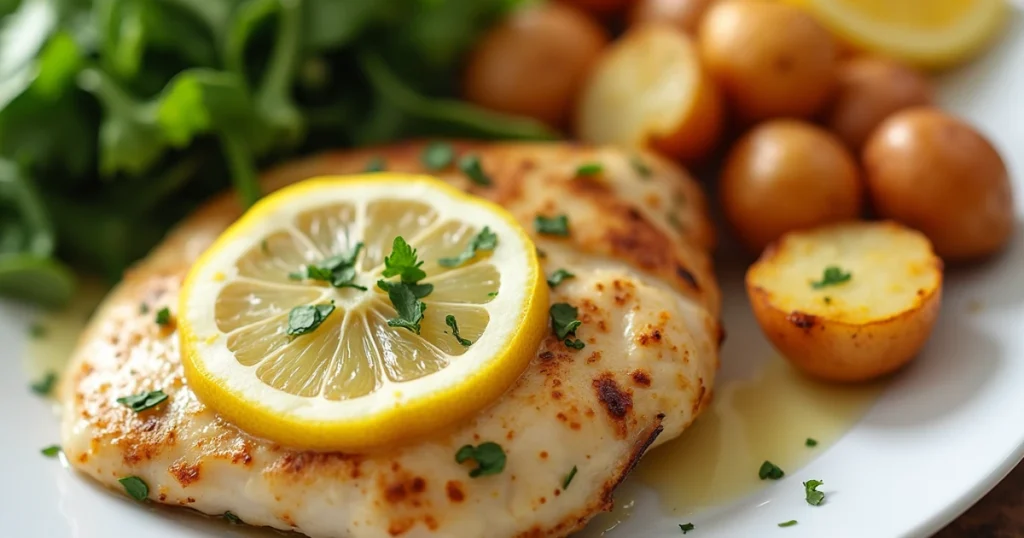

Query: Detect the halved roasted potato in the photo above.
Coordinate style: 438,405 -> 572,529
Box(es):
746,221 -> 943,382
575,24 -> 722,163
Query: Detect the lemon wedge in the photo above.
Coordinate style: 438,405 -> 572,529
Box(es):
179,174 -> 548,451
788,0 -> 1007,69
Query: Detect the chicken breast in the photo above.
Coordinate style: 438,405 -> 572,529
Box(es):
60,142 -> 721,538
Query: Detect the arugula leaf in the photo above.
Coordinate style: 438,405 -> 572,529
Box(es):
117,390 -> 168,413
758,460 -> 784,480
804,480 -> 825,506
383,282 -> 427,334
286,303 -> 335,336
811,266 -> 851,289
535,215 -> 570,237
458,153 -> 491,186
455,442 -> 506,478
438,227 -> 497,268
421,141 -> 454,170
41,445 -> 61,457
562,465 -> 578,489
382,236 -> 427,283
118,475 -> 149,501
445,315 -> 472,346
547,269 -> 575,288
30,372 -> 57,396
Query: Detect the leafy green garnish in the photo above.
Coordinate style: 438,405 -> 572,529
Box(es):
286,303 -> 335,336
458,153 -> 491,186
806,438 -> 818,447
562,465 -> 578,489
364,156 -> 386,173
155,307 -> 172,326
421,141 -> 454,171
30,372 -> 57,396
383,237 -> 427,283
455,442 -> 506,478
630,156 -> 652,178
535,215 -> 570,237
29,323 -> 46,338
117,390 -> 168,413
679,523 -> 695,534
758,461 -> 784,480
224,511 -> 243,525
550,303 -> 585,350
445,315 -> 472,346
564,338 -> 585,350
575,163 -> 603,177
438,227 -> 497,268
41,445 -> 61,458
547,269 -> 575,288
487,291 -> 498,298
289,243 -> 366,290
118,476 -> 149,502
811,266 -> 851,289
778,520 -> 798,528
804,480 -> 825,506
383,283 -> 427,334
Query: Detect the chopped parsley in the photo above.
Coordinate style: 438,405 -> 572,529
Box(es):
562,465 -> 578,489
41,445 -> 61,457
445,315 -> 473,346
155,307 -> 172,326
458,153 -> 492,186
30,372 -> 57,396
455,442 -> 506,478
438,227 -> 498,268
630,156 -> 652,178
117,390 -> 169,413
778,520 -> 798,528
804,479 -> 825,506
139,303 -> 150,315
550,303 -> 584,350
29,323 -> 46,338
823,296 -> 832,305
364,156 -> 386,172
806,438 -> 818,447
224,511 -> 243,524
289,243 -> 366,290
758,460 -> 784,480
118,476 -> 149,501
575,162 -> 603,177
535,214 -> 570,237
679,522 -> 695,534
487,291 -> 498,298
546,268 -> 575,288
421,141 -> 454,171
382,236 -> 427,283
286,303 -> 336,336
811,266 -> 851,289
383,284 -> 427,334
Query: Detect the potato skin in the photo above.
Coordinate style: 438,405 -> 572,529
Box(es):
747,277 -> 942,382
746,221 -> 943,382
650,57 -> 724,163
463,3 -> 608,127
720,120 -> 863,252
825,56 -> 934,151
629,0 -> 715,35
862,107 -> 1015,262
698,0 -> 837,122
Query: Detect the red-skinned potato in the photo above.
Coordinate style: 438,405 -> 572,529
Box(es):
720,120 -> 863,253
629,0 -> 715,35
699,0 -> 838,122
576,25 -> 723,163
826,56 -> 934,151
862,107 -> 1015,262
463,3 -> 608,127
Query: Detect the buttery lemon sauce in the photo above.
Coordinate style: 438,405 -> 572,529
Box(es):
582,359 -> 885,535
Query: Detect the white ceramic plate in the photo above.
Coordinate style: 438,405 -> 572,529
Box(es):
2,9 -> 1023,538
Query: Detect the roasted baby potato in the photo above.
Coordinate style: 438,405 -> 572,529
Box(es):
747,221 -> 943,382
629,0 -> 715,35
463,2 -> 608,127
862,107 -> 1015,262
698,0 -> 837,122
825,56 -> 934,151
576,25 -> 723,163
720,120 -> 864,252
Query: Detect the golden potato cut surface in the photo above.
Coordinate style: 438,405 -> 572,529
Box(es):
747,221 -> 942,382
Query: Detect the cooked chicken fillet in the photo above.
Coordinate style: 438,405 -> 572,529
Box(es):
60,142 -> 721,538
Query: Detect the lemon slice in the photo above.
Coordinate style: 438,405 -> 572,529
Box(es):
787,0 -> 1008,69
179,174 -> 548,451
